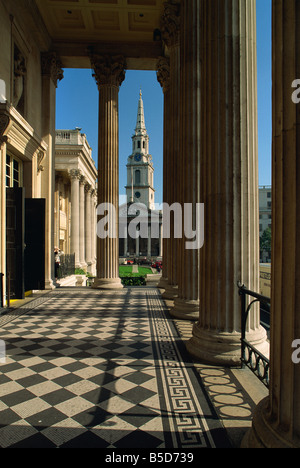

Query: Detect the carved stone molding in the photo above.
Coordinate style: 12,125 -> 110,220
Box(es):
0,113 -> 10,148
41,52 -> 64,87
90,54 -> 126,89
157,56 -> 170,94
37,150 -> 46,173
85,182 -> 92,194
79,174 -> 86,186
160,1 -> 181,48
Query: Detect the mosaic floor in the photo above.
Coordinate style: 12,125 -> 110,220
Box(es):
0,287 -> 231,449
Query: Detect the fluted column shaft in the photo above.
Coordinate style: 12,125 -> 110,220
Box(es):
243,0 -> 300,448
85,184 -> 92,270
157,56 -> 170,290
70,170 -> 80,268
91,55 -> 126,289
170,0 -> 200,320
79,176 -> 86,268
187,0 -> 267,365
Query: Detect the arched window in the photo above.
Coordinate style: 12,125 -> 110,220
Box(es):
135,170 -> 141,185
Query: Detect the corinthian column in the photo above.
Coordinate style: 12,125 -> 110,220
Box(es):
79,175 -> 87,269
169,0 -> 200,320
91,54 -> 126,289
69,169 -> 81,268
159,0 -> 181,302
186,0 -> 268,365
243,0 -> 300,448
85,183 -> 92,271
157,56 -> 170,291
41,52 -> 63,288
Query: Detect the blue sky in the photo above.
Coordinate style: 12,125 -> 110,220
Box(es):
56,0 -> 272,205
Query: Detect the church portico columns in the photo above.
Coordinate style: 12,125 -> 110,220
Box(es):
91,54 -> 126,289
242,0 -> 300,448
186,0 -> 268,365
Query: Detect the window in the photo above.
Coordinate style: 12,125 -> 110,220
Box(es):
135,170 -> 141,185
6,154 -> 22,188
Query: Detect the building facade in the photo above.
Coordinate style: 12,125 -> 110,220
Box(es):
54,128 -> 97,275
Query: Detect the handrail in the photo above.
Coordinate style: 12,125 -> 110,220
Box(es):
238,282 -> 270,388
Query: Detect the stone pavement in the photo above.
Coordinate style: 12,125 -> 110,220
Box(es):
0,287 -> 232,449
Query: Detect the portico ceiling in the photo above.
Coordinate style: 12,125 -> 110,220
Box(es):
34,0 -> 166,69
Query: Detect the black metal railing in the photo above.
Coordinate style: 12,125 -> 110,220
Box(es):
57,254 -> 75,279
238,282 -> 270,388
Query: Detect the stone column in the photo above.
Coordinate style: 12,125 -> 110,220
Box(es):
79,175 -> 87,269
157,56 -> 170,291
91,189 -> 97,275
242,0 -> 300,448
159,1 -> 181,301
85,184 -> 92,272
0,113 -> 9,303
186,0 -> 268,365
41,52 -> 63,288
91,54 -> 126,289
69,169 -> 80,268
169,0 -> 200,320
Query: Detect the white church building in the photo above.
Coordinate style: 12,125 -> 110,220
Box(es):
119,91 -> 162,260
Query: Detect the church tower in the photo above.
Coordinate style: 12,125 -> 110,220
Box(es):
126,90 -> 155,210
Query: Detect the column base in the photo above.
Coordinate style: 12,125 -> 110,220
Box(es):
186,322 -> 268,367
158,276 -> 168,290
45,279 -> 56,290
170,297 -> 199,320
162,284 -> 178,300
241,397 -> 300,448
92,277 -> 123,290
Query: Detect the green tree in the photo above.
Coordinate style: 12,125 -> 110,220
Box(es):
260,227 -> 272,255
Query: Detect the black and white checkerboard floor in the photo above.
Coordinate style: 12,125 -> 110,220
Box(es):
0,287 -> 230,448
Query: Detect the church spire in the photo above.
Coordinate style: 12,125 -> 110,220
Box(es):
135,88 -> 146,134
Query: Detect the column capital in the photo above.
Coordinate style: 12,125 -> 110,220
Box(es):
41,51 -> 64,87
157,56 -> 170,94
90,54 -> 126,89
79,174 -> 86,186
69,169 -> 81,181
160,1 -> 181,49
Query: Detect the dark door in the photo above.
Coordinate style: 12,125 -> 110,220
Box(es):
24,198 -> 45,291
6,187 -> 25,299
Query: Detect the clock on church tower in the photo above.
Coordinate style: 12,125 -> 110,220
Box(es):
126,90 -> 155,210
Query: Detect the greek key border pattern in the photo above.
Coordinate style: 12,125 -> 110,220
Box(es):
146,290 -> 217,449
